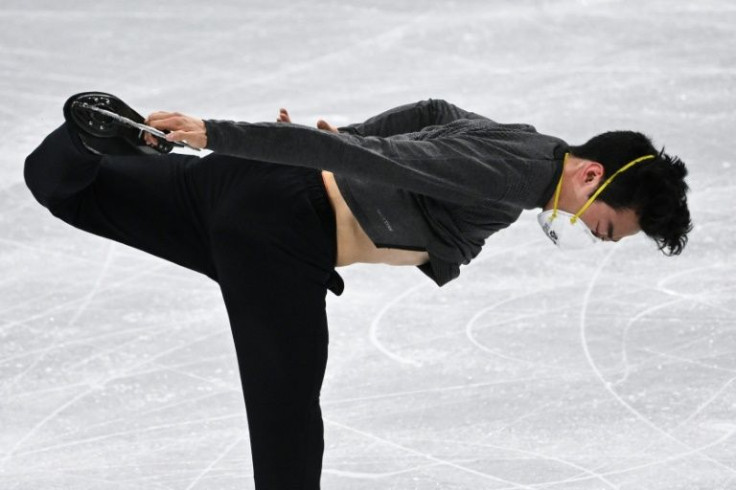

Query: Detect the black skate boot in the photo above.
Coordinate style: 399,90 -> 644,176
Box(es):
63,91 -> 175,156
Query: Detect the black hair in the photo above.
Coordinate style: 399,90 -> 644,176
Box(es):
570,131 -> 692,255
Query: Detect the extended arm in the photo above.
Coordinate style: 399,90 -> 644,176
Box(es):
145,99 -> 486,149
202,119 -> 530,207
148,105 -> 538,208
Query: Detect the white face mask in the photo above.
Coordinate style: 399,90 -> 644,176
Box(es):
537,209 -> 599,249
538,153 -> 656,250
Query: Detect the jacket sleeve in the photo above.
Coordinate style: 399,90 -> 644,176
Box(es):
204,119 -> 530,207
337,99 -> 489,137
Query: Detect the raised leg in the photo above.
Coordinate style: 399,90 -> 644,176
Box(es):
24,123 -> 217,279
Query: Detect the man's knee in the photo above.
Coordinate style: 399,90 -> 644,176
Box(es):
24,139 -> 56,209
24,124 -> 99,210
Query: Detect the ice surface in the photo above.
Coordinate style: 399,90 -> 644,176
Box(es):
1,0 -> 735,489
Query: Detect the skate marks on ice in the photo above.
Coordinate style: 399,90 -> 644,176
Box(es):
3,0 -> 736,488
322,185 -> 735,488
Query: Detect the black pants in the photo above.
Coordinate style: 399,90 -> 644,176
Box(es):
24,124 -> 344,489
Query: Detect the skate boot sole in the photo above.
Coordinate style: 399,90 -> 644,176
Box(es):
63,92 -> 173,155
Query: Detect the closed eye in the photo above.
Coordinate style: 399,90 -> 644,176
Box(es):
608,222 -> 620,242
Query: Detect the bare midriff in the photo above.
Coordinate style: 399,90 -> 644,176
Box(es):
321,170 -> 430,267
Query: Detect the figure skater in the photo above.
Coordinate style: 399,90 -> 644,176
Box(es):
24,93 -> 691,489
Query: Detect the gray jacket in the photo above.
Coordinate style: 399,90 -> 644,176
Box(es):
204,99 -> 567,286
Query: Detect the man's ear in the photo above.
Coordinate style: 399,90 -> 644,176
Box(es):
568,160 -> 604,201
579,160 -> 605,190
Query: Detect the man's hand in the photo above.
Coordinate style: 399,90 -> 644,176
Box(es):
277,108 -> 339,133
277,108 -> 292,124
316,119 -> 339,133
145,112 -> 207,149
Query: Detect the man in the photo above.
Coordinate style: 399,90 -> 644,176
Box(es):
24,93 -> 691,489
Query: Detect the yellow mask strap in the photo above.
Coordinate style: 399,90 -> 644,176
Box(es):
549,153 -> 568,220
570,154 -> 656,224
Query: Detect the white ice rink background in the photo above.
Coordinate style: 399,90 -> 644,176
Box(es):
1,1 -> 734,489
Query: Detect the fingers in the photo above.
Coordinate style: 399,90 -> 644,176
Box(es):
317,119 -> 339,133
275,109 -> 338,134
164,129 -> 207,149
142,131 -> 156,147
277,108 -> 291,123
144,112 -> 173,147
146,113 -> 196,132
142,112 -> 207,149
145,111 -> 182,123
142,111 -> 207,149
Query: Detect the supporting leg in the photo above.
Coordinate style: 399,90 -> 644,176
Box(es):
209,162 -> 337,489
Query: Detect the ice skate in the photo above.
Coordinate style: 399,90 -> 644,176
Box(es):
63,91 -> 178,155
